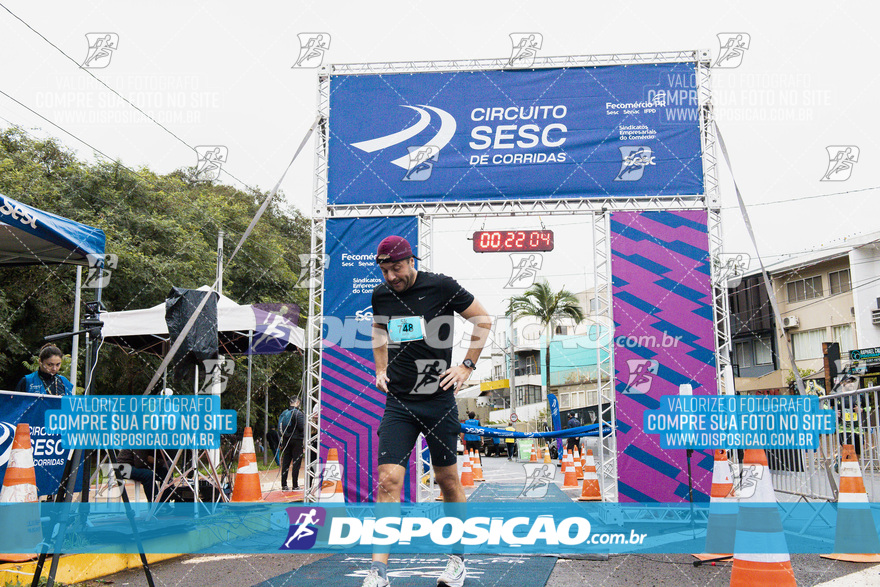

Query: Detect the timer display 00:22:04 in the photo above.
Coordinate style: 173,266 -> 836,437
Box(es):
472,230 -> 554,253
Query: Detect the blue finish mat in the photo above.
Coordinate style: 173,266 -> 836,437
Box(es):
251,554 -> 557,587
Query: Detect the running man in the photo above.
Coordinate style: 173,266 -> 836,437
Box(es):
364,235 -> 492,587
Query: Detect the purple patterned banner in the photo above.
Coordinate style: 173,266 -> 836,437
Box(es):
321,217 -> 420,502
610,210 -> 717,503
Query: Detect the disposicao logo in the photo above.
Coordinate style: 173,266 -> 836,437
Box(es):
351,105 -> 457,170
280,506 -> 327,550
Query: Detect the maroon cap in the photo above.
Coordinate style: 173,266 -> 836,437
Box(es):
376,235 -> 416,264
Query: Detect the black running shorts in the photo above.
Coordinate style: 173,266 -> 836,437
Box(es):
377,392 -> 460,468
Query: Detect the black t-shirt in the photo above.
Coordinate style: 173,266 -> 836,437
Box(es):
372,271 -> 475,400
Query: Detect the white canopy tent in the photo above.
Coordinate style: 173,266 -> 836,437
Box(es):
100,285 -> 304,355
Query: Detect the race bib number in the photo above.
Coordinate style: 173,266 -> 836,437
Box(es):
388,316 -> 426,343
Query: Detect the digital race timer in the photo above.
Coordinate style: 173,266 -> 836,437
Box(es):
472,230 -> 554,253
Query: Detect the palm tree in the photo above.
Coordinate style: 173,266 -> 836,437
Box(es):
505,279 -> 586,402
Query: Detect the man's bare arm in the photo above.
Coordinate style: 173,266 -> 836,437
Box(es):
440,299 -> 493,392
372,323 -> 390,393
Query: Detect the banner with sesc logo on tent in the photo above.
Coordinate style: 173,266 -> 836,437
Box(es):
0,391 -> 83,495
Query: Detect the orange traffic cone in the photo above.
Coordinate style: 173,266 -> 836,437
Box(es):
0,423 -> 42,562
694,449 -> 735,562
574,446 -> 584,480
460,455 -> 474,488
529,443 -> 537,462
579,448 -> 586,480
577,449 -> 602,501
319,448 -> 345,503
231,426 -> 262,502
471,450 -> 485,482
821,444 -> 880,562
729,449 -> 796,587
543,449 -> 552,465
562,449 -> 579,488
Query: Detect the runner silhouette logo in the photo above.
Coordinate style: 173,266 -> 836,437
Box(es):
280,506 -> 326,550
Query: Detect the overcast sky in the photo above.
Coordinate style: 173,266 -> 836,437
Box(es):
2,1 -> 877,338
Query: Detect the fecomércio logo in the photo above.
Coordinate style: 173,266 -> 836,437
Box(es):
520,462 -> 557,498
820,145 -> 859,181
505,253 -> 543,289
714,33 -> 750,68
293,33 -> 330,68
82,33 -> 119,69
350,105 -> 457,170
402,145 -> 438,181
194,146 -> 228,181
622,359 -> 659,394
508,33 -> 543,67
615,146 -> 655,181
280,506 -> 326,550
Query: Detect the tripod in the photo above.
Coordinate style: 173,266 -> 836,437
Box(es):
30,301 -> 155,587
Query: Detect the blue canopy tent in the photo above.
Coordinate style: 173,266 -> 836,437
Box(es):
0,192 -> 106,266
0,192 -> 105,496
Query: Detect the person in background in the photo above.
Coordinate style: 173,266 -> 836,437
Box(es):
566,413 -> 581,454
278,396 -> 306,491
463,411 -> 482,455
505,421 -> 516,461
16,344 -> 73,396
117,448 -> 170,502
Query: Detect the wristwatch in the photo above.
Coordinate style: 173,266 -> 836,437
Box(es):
462,359 -> 476,370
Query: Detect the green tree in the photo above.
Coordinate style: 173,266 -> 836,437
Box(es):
0,128 -> 310,430
504,279 -> 585,403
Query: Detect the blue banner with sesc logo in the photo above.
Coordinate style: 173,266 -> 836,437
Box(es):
327,62 -> 703,205
0,391 -> 83,495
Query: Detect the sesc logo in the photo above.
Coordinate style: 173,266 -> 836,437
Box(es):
280,506 -> 327,550
354,306 -> 373,322
351,106 -> 457,170
615,146 -> 655,182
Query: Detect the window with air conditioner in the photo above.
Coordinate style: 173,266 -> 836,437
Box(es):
787,276 -> 823,302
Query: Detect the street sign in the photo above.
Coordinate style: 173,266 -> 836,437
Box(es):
510,412 -> 519,423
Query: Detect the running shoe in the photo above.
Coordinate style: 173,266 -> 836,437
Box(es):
361,569 -> 390,587
437,554 -> 466,587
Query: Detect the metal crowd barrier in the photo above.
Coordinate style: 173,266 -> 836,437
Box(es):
767,384 -> 880,503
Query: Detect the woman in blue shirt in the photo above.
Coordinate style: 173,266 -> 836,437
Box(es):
16,345 -> 73,396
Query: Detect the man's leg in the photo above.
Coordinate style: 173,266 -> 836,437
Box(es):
371,464 -> 405,567
280,438 -> 292,489
434,464 -> 465,503
128,467 -> 157,501
290,438 -> 305,489
434,464 -> 467,587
